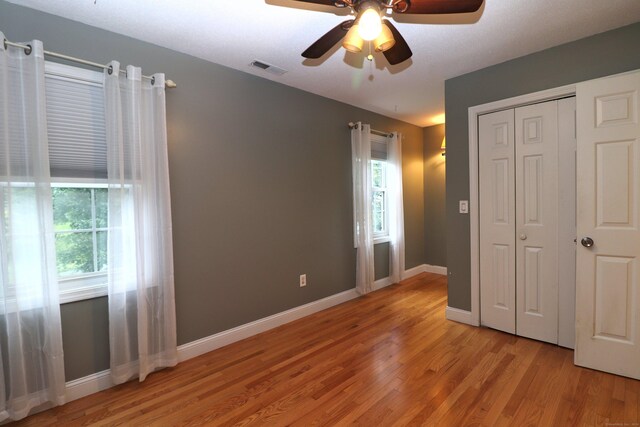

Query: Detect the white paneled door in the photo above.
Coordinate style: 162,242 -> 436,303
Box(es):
479,109 -> 516,334
479,99 -> 574,345
515,102 -> 559,344
575,71 -> 640,380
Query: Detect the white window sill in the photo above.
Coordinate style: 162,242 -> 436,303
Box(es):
373,236 -> 391,244
60,283 -> 107,304
59,274 -> 108,304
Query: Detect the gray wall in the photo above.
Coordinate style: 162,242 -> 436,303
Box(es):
403,130 -> 426,270
423,124 -> 446,268
0,1 -> 425,380
374,242 -> 390,280
445,22 -> 640,311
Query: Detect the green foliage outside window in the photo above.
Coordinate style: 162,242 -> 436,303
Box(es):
53,187 -> 107,277
373,190 -> 385,233
372,161 -> 384,188
371,160 -> 387,235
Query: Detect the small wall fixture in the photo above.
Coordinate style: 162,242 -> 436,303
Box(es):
441,137 -> 446,156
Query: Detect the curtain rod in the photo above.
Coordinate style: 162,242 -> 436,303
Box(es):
348,122 -> 393,138
3,38 -> 177,89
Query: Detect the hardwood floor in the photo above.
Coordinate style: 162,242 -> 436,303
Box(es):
15,272 -> 640,426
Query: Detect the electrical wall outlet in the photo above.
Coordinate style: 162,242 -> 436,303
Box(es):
459,200 -> 469,214
299,274 -> 307,287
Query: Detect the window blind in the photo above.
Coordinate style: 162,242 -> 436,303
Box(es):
371,134 -> 388,160
45,71 -> 107,179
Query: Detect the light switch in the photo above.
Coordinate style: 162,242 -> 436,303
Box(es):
459,200 -> 469,214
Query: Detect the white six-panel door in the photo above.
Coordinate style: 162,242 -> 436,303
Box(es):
515,102 -> 559,344
477,70 -> 639,374
479,100 -> 571,344
479,109 -> 516,334
575,71 -> 640,379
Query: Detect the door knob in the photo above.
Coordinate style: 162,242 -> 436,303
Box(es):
519,234 -> 527,241
581,237 -> 594,248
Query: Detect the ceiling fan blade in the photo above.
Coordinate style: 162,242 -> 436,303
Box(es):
400,0 -> 483,14
302,20 -> 354,59
382,21 -> 412,65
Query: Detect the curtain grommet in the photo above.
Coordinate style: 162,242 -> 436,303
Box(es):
151,76 -> 155,86
24,44 -> 32,56
2,38 -> 7,50
108,65 -> 113,75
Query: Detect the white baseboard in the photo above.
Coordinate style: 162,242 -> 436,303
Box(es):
65,369 -> 113,402
64,287 -> 360,403
402,264 -> 426,279
402,264 -> 447,279
424,264 -> 447,275
372,276 -> 393,291
62,267 -> 449,405
176,288 -> 359,362
445,306 -> 478,326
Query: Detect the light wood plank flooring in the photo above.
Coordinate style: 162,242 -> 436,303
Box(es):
15,272 -> 640,426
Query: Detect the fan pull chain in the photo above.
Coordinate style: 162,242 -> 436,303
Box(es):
366,41 -> 373,61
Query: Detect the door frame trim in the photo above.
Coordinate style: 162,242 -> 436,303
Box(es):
465,84 -> 576,327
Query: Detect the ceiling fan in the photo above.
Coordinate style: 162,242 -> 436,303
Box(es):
297,0 -> 484,65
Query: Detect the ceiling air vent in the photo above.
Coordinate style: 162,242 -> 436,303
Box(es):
249,60 -> 288,76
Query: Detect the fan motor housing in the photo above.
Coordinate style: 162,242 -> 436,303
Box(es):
334,0 -> 409,13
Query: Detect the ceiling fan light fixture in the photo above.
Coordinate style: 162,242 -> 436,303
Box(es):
357,8 -> 382,41
374,24 -> 395,52
298,0 -> 484,66
343,24 -> 364,53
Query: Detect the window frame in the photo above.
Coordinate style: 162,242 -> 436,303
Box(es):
52,179 -> 109,304
371,159 -> 390,243
44,62 -> 109,304
45,60 -> 103,87
370,134 -> 391,244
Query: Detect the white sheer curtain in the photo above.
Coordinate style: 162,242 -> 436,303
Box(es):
351,122 -> 375,295
388,132 -> 405,283
104,61 -> 177,384
0,35 -> 66,421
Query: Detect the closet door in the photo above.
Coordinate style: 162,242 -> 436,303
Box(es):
479,109 -> 516,334
557,97 -> 577,349
515,101 -> 559,344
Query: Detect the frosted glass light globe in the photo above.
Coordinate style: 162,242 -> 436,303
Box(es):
357,8 -> 382,41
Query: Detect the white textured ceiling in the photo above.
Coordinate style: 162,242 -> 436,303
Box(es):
6,0 -> 640,126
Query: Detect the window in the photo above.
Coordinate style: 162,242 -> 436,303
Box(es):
53,184 -> 108,302
371,134 -> 390,242
372,159 -> 388,239
45,62 -> 108,303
